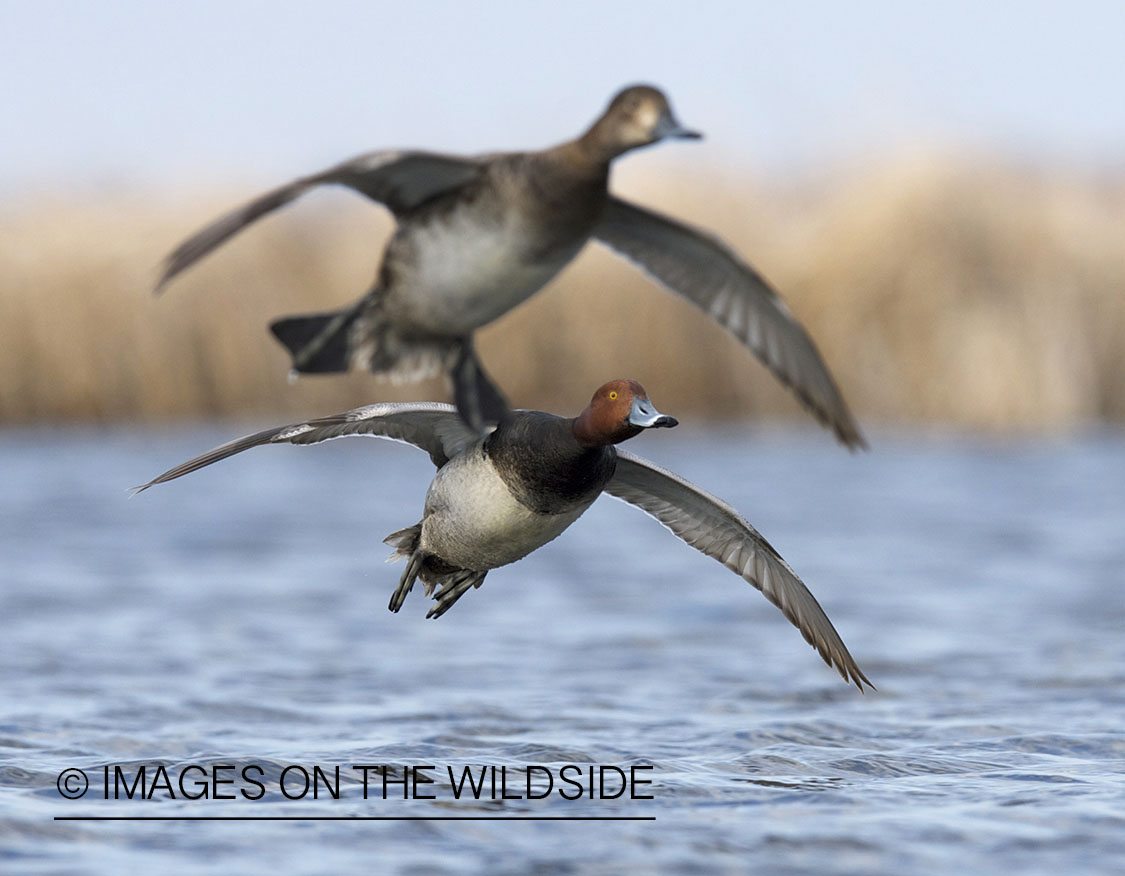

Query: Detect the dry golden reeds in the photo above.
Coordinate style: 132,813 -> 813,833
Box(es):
1,154 -> 1122,431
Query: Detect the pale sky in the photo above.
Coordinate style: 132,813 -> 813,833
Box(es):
1,0 -> 1122,194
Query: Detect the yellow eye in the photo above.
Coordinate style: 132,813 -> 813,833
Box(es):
609,391 -> 618,400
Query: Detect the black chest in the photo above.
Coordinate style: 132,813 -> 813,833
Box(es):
486,413 -> 616,515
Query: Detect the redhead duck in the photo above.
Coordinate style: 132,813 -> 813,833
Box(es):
155,85 -> 864,446
136,379 -> 872,690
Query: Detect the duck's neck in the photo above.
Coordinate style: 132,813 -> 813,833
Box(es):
571,413 -> 641,449
552,136 -> 617,177
571,414 -> 601,449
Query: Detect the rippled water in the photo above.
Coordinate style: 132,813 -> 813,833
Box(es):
2,422 -> 1124,874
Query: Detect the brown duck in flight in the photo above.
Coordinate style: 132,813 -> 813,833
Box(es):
156,85 -> 864,445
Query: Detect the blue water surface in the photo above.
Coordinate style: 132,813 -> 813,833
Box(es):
1,422 -> 1123,874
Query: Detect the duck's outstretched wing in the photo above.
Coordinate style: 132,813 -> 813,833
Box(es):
155,151 -> 483,292
134,402 -> 478,492
594,197 -> 865,450
603,450 -> 873,690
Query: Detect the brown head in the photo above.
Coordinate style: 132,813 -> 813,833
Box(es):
572,379 -> 678,448
579,85 -> 702,161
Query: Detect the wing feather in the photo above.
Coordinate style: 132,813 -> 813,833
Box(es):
155,151 -> 482,292
595,197 -> 865,449
134,402 -> 477,491
604,450 -> 873,690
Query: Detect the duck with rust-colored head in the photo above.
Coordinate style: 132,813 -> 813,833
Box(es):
154,85 -> 864,447
136,380 -> 872,690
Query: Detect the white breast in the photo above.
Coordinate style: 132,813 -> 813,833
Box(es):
420,449 -> 592,571
385,206 -> 587,336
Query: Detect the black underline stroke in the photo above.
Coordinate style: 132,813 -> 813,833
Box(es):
55,815 -> 655,822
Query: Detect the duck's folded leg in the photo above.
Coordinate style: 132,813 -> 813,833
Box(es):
450,337 -> 510,434
425,569 -> 489,619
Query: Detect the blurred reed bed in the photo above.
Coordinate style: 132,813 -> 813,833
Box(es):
1,154 -> 1122,431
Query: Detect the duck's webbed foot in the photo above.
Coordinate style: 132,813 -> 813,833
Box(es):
388,550 -> 424,613
426,569 -> 489,619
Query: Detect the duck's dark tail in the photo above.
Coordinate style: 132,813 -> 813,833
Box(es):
270,304 -> 367,374
270,290 -> 430,376
270,298 -> 510,433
